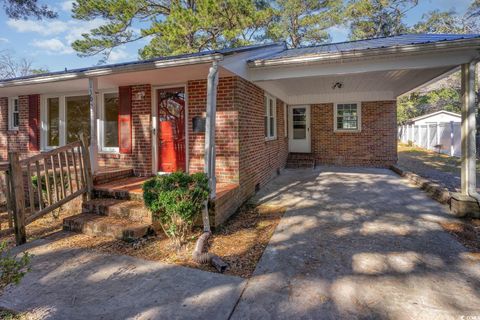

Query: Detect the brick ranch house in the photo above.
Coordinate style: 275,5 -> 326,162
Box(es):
1,34 -> 479,225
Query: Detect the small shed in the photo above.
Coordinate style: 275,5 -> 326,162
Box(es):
407,110 -> 461,125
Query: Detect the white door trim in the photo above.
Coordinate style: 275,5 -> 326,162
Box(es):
151,84 -> 189,175
288,105 -> 311,153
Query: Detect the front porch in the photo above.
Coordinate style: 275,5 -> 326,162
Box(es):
92,167 -> 241,227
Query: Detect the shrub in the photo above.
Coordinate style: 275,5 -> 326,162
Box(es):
0,241 -> 31,292
143,172 -> 210,247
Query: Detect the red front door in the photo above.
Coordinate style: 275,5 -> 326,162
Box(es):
158,87 -> 186,172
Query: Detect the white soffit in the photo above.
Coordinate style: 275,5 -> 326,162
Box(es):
256,67 -> 453,104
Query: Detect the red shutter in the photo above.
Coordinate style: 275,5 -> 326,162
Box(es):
28,94 -> 40,152
118,86 -> 132,154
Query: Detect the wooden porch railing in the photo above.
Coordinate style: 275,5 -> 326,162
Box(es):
0,139 -> 93,245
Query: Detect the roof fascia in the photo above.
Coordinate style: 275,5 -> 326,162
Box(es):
248,38 -> 480,68
0,54 -> 223,88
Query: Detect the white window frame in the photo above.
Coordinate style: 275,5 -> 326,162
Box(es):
41,91 -> 91,151
8,97 -> 19,131
284,103 -> 288,137
264,93 -> 277,140
334,102 -> 362,132
98,90 -> 120,153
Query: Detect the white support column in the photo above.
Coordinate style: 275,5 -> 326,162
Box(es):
202,61 -> 219,232
88,78 -> 99,174
461,62 -> 477,196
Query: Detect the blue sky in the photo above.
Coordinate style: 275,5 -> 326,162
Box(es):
0,0 -> 473,73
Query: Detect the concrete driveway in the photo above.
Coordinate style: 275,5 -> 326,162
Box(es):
2,167 -> 479,319
230,167 -> 480,319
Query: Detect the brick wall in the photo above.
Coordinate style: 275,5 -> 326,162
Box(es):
97,84 -> 152,176
237,77 -> 288,201
0,95 -> 40,162
187,77 -> 239,184
311,101 -> 397,167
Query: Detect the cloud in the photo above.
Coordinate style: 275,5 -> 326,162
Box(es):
32,38 -> 74,54
0,38 -> 9,43
107,48 -> 133,63
7,18 -> 104,43
61,0 -> 74,12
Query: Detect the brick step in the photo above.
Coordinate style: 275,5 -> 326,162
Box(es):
286,162 -> 315,169
287,153 -> 315,160
82,198 -> 151,223
93,188 -> 143,201
63,214 -> 153,241
93,168 -> 134,185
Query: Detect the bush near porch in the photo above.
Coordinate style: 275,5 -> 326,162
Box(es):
142,172 -> 209,247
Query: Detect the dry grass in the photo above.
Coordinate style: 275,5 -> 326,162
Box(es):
398,143 -> 480,174
440,218 -> 480,255
0,198 -> 82,248
42,202 -> 286,278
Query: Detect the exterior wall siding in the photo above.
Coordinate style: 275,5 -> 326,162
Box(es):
311,101 -> 397,167
237,77 -> 289,201
97,84 -> 152,176
0,95 -> 40,162
187,77 -> 239,185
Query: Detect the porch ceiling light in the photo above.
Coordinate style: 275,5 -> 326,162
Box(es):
332,82 -> 343,90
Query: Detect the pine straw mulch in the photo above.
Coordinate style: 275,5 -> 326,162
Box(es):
41,202 -> 286,278
440,218 -> 480,256
0,200 -> 82,249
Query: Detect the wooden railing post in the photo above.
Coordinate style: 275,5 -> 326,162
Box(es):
8,152 -> 26,245
80,137 -> 93,201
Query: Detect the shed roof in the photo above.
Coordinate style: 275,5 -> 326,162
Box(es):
409,110 -> 461,123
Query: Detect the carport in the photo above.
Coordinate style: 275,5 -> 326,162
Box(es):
248,34 -> 480,215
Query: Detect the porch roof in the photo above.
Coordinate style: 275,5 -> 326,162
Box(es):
249,34 -> 480,67
247,34 -> 480,104
0,42 -> 284,89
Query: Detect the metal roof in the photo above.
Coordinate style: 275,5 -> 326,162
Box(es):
252,34 -> 480,62
0,42 -> 283,83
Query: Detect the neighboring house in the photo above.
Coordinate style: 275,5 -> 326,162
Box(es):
406,110 -> 461,125
1,34 -> 479,224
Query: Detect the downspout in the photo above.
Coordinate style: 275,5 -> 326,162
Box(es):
192,60 -> 228,272
88,77 -> 99,174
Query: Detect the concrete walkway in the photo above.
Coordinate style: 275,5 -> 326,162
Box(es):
230,167 -> 480,319
2,167 -> 480,319
0,236 -> 246,320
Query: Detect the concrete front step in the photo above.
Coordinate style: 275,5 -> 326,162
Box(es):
63,214 -> 153,241
82,198 -> 151,223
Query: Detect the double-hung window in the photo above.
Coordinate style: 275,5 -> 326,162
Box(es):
8,97 -> 19,130
264,93 -> 277,140
99,92 -> 119,152
335,103 -> 361,132
41,92 -> 119,152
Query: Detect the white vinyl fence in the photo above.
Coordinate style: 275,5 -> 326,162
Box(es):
398,122 -> 461,157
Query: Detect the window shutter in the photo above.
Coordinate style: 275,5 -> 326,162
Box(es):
118,86 -> 132,154
28,95 -> 40,151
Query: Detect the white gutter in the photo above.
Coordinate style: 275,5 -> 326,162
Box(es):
0,54 -> 224,88
249,38 -> 480,68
